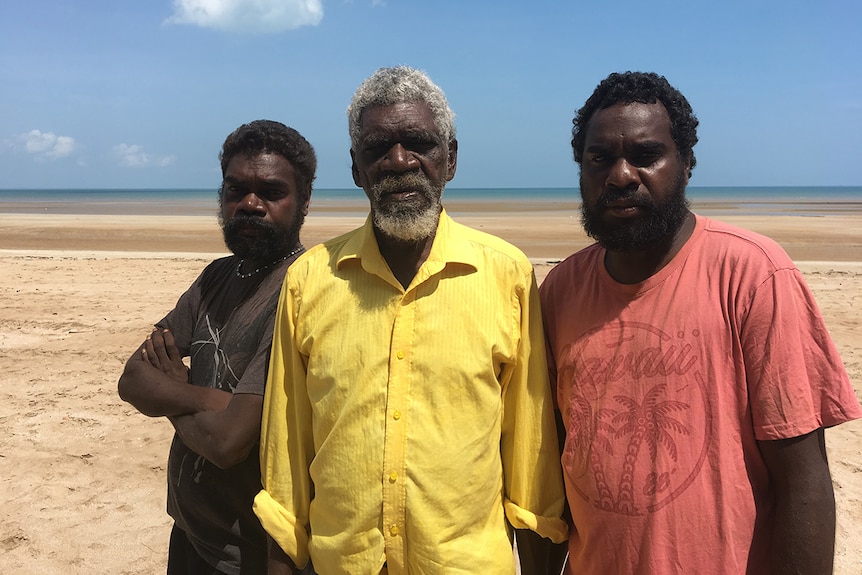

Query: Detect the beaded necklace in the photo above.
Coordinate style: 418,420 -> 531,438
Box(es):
235,245 -> 304,279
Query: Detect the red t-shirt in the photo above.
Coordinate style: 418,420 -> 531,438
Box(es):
540,215 -> 861,574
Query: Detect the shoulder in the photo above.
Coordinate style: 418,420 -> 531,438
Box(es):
447,217 -> 534,276
284,227 -> 363,285
542,243 -> 602,292
304,226 -> 363,265
696,215 -> 796,270
193,255 -> 237,289
199,254 -> 237,276
254,256 -> 295,299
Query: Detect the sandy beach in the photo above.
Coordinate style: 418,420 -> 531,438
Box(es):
1,201 -> 860,574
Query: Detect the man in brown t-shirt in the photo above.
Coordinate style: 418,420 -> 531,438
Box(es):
118,120 -> 316,575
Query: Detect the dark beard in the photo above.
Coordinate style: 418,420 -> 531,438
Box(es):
580,170 -> 690,252
221,213 -> 302,262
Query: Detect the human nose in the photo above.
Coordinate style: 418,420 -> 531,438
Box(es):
237,191 -> 265,214
606,158 -> 640,190
382,143 -> 418,172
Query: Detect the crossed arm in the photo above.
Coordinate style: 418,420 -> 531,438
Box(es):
117,328 -> 263,469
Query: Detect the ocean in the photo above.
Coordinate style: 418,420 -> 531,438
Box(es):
0,187 -> 860,217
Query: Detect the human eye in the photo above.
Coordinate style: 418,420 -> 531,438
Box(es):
631,145 -> 664,167
360,136 -> 389,155
263,188 -> 289,201
406,131 -> 441,153
585,152 -> 609,166
407,139 -> 437,154
222,183 -> 244,201
635,153 -> 660,167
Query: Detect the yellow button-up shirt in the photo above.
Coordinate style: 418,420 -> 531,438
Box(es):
254,211 -> 567,574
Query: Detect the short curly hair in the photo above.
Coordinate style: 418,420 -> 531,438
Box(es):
219,120 -> 317,206
571,72 -> 699,177
347,66 -> 456,150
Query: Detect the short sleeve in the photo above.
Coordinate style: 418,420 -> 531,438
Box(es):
742,268 -> 861,439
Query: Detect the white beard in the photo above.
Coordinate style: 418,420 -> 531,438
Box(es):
373,202 -> 441,242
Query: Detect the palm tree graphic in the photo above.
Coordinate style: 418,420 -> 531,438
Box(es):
610,383 -> 690,515
567,393 -> 618,511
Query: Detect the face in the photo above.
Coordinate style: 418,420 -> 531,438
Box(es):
579,102 -> 690,252
351,101 -> 457,242
219,152 -> 308,262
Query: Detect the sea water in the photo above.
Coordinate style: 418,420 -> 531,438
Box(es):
0,187 -> 860,217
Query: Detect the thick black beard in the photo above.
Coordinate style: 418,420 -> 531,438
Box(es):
580,171 -> 690,252
221,213 -> 302,262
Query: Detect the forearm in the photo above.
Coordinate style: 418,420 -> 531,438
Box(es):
768,476 -> 835,574
118,358 -> 229,417
760,430 -> 836,575
168,408 -> 253,469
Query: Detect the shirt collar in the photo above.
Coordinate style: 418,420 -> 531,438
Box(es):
335,209 -> 480,280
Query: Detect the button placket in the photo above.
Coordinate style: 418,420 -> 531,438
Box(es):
381,289 -> 415,567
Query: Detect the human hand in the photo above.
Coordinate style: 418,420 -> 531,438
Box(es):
141,328 -> 189,385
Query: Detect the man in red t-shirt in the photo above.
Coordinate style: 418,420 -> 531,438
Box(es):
541,71 -> 862,574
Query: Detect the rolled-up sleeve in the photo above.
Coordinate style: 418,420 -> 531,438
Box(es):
501,270 -> 569,543
253,274 -> 315,568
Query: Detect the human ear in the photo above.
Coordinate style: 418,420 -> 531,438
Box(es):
350,149 -> 362,188
446,139 -> 458,182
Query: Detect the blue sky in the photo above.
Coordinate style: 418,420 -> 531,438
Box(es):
1,0 -> 860,189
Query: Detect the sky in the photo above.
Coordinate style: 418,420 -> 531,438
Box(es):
1,0 -> 860,190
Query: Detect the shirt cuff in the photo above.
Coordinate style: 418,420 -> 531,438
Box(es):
253,489 -> 311,568
504,498 -> 569,544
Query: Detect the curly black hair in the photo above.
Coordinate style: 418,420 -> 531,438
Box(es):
571,72 -> 699,178
219,120 -> 317,206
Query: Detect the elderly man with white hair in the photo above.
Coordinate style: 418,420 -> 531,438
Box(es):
253,66 -> 568,575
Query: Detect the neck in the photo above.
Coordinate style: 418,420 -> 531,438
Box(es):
375,227 -> 436,289
604,211 -> 696,284
236,243 -> 304,280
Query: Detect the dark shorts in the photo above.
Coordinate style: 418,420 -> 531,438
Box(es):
167,524 -> 222,575
167,524 -> 268,575
166,524 -> 316,575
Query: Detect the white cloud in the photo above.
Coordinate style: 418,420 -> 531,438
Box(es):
114,143 -> 176,168
19,130 -> 76,159
165,0 -> 323,33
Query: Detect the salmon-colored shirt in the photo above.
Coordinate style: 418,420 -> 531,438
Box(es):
255,211 -> 567,574
540,215 -> 861,574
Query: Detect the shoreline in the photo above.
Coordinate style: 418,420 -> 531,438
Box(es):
2,207 -> 861,261
2,196 -> 862,217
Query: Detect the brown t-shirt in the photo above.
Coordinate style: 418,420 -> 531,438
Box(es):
158,254 -> 293,575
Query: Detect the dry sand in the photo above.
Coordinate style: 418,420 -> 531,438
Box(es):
1,206 -> 860,574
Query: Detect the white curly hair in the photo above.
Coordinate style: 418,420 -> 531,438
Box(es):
347,66 -> 456,150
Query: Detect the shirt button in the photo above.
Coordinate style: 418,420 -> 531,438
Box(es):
392,410 -> 401,420
389,471 -> 398,483
396,350 -> 405,360
389,525 -> 399,536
